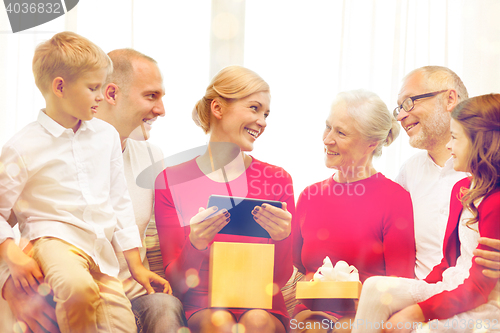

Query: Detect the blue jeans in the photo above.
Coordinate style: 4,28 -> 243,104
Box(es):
131,293 -> 187,333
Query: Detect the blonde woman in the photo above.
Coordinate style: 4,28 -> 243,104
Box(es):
155,66 -> 294,333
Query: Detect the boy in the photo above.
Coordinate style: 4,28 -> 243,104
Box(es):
0,32 -> 170,332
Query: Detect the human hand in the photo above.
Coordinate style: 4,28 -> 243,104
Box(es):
474,237 -> 500,279
4,276 -> 59,333
384,304 -> 425,333
0,239 -> 43,295
189,206 -> 230,250
131,266 -> 172,295
251,202 -> 291,241
9,254 -> 44,296
124,248 -> 172,294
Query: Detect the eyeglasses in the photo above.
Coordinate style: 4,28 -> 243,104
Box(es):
393,89 -> 448,118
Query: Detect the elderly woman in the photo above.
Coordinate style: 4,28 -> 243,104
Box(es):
292,90 -> 416,332
155,66 -> 295,333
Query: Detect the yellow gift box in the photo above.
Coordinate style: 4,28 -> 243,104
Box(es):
296,280 -> 362,299
209,241 -> 275,309
296,281 -> 362,313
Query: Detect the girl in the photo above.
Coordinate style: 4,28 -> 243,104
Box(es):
352,94 -> 500,333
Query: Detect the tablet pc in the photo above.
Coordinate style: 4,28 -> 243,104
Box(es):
207,195 -> 283,238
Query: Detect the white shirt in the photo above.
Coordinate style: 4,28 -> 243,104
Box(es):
395,151 -> 467,279
441,200 -> 481,288
118,139 -> 164,300
0,110 -> 141,279
0,135 -> 164,305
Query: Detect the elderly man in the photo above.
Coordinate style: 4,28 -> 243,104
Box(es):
0,49 -> 186,333
394,66 -> 500,280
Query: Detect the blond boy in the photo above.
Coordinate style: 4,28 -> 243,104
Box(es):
0,32 -> 170,333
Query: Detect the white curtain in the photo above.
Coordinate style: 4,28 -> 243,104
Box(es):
0,0 -> 211,156
1,0 -> 499,197
243,0 -> 500,194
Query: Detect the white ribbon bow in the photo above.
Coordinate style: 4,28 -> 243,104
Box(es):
312,256 -> 359,282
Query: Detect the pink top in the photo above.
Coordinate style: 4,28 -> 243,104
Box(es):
154,156 -> 295,323
292,173 -> 416,316
293,173 -> 416,281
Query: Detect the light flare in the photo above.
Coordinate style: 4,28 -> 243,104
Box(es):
38,282 -> 51,296
232,323 -> 245,333
185,268 -> 200,288
211,310 -> 232,327
6,163 -> 21,178
13,321 -> 27,333
317,228 -> 329,240
380,292 -> 392,305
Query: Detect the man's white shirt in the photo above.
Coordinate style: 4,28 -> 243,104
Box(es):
118,138 -> 164,300
396,150 -> 467,279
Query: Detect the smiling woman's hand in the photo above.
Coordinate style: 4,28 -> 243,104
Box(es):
252,202 -> 291,241
189,206 -> 230,250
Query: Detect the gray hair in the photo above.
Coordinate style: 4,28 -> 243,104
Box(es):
334,89 -> 400,157
404,66 -> 468,102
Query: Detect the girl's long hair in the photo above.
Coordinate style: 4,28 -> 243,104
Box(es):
452,94 -> 500,226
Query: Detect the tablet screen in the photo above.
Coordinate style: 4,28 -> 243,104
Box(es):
207,195 -> 282,238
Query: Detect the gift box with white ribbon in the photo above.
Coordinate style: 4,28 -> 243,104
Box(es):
296,257 -> 362,313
